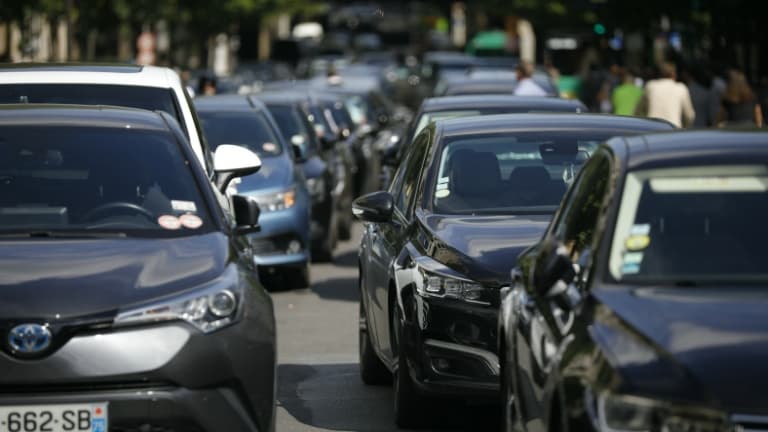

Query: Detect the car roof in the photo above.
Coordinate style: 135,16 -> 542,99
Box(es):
252,91 -> 311,105
437,113 -> 676,137
0,104 -> 170,131
0,63 -> 177,89
193,94 -> 268,112
421,95 -> 585,112
615,130 -> 768,169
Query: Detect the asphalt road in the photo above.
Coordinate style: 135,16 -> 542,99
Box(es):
272,223 -> 499,432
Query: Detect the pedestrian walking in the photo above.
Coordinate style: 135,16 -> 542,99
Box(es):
682,66 -> 717,127
635,62 -> 695,128
611,68 -> 643,116
718,69 -> 763,127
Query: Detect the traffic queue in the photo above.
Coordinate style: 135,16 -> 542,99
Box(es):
0,52 -> 765,432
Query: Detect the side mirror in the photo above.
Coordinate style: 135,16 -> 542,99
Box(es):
352,191 -> 394,223
232,195 -> 260,235
214,144 -> 262,194
533,239 -> 576,297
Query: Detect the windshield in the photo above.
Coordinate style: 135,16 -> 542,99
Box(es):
0,84 -> 182,125
0,126 -> 212,235
609,165 -> 768,282
431,131 -> 604,215
198,111 -> 283,157
267,104 -> 318,154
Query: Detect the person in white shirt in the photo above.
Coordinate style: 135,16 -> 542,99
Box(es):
635,62 -> 696,128
513,61 -> 548,97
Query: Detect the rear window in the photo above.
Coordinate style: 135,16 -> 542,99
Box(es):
0,84 -> 182,124
609,165 -> 768,282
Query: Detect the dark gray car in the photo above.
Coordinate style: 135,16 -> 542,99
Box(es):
0,105 -> 275,432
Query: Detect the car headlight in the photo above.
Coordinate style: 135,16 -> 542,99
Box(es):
595,392 -> 731,432
306,177 -> 326,200
416,267 -> 492,306
250,188 -> 296,212
113,267 -> 241,334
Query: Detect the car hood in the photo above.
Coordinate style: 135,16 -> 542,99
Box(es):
0,233 -> 229,321
420,213 -> 550,286
592,286 -> 768,414
236,154 -> 294,193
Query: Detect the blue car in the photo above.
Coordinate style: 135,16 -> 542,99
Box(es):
195,95 -> 312,288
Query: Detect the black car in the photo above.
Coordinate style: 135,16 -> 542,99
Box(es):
253,92 -> 343,261
0,105 -> 275,431
380,95 -> 587,190
352,113 -> 674,428
499,130 -> 768,432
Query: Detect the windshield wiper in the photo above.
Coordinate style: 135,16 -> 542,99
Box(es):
0,230 -> 127,239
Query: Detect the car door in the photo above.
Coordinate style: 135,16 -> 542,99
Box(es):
514,151 -> 613,432
366,130 -> 431,362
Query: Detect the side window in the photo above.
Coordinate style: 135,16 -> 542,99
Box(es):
552,152 -> 612,260
395,130 -> 429,215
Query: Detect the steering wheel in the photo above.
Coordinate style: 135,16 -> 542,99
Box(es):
82,202 -> 154,222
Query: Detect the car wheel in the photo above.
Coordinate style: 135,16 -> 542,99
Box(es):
359,300 -> 391,385
392,305 -> 430,428
338,214 -> 352,241
284,264 -> 310,289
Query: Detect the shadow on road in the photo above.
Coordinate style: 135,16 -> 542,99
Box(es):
278,363 -> 499,432
332,249 -> 358,268
311,276 -> 359,302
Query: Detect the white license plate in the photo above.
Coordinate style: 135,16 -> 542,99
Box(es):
0,403 -> 107,432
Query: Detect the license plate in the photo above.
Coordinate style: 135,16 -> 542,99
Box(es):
0,403 -> 107,432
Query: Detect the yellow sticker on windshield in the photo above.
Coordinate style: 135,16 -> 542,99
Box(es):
625,235 -> 650,251
435,189 -> 450,198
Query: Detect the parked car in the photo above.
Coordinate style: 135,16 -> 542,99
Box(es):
380,95 -> 588,186
498,130 -> 768,432
352,113 -> 674,428
434,70 -> 558,97
0,104 -> 275,431
253,92 -> 341,261
0,63 -> 214,175
195,95 -> 312,288
308,91 -> 359,240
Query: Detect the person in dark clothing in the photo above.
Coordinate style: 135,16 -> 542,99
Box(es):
718,69 -> 763,127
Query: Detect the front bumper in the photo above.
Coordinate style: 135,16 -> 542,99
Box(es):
402,295 -> 500,400
0,292 -> 276,432
248,205 -> 310,267
0,386 -> 260,432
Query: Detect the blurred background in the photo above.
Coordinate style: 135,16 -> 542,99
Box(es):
0,0 -> 765,110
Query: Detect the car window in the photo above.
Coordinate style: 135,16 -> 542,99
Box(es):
430,131 -> 606,215
551,152 -> 611,260
197,111 -> 283,157
0,126 -> 213,236
609,165 -> 768,282
396,130 -> 430,216
267,104 -> 318,155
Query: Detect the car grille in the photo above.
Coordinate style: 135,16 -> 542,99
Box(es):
111,425 -> 204,432
0,381 -> 173,394
250,233 -> 302,255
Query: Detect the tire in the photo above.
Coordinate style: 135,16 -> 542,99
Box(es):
392,304 -> 430,429
338,214 -> 352,241
500,340 -> 516,432
359,300 -> 391,385
284,265 -> 310,289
